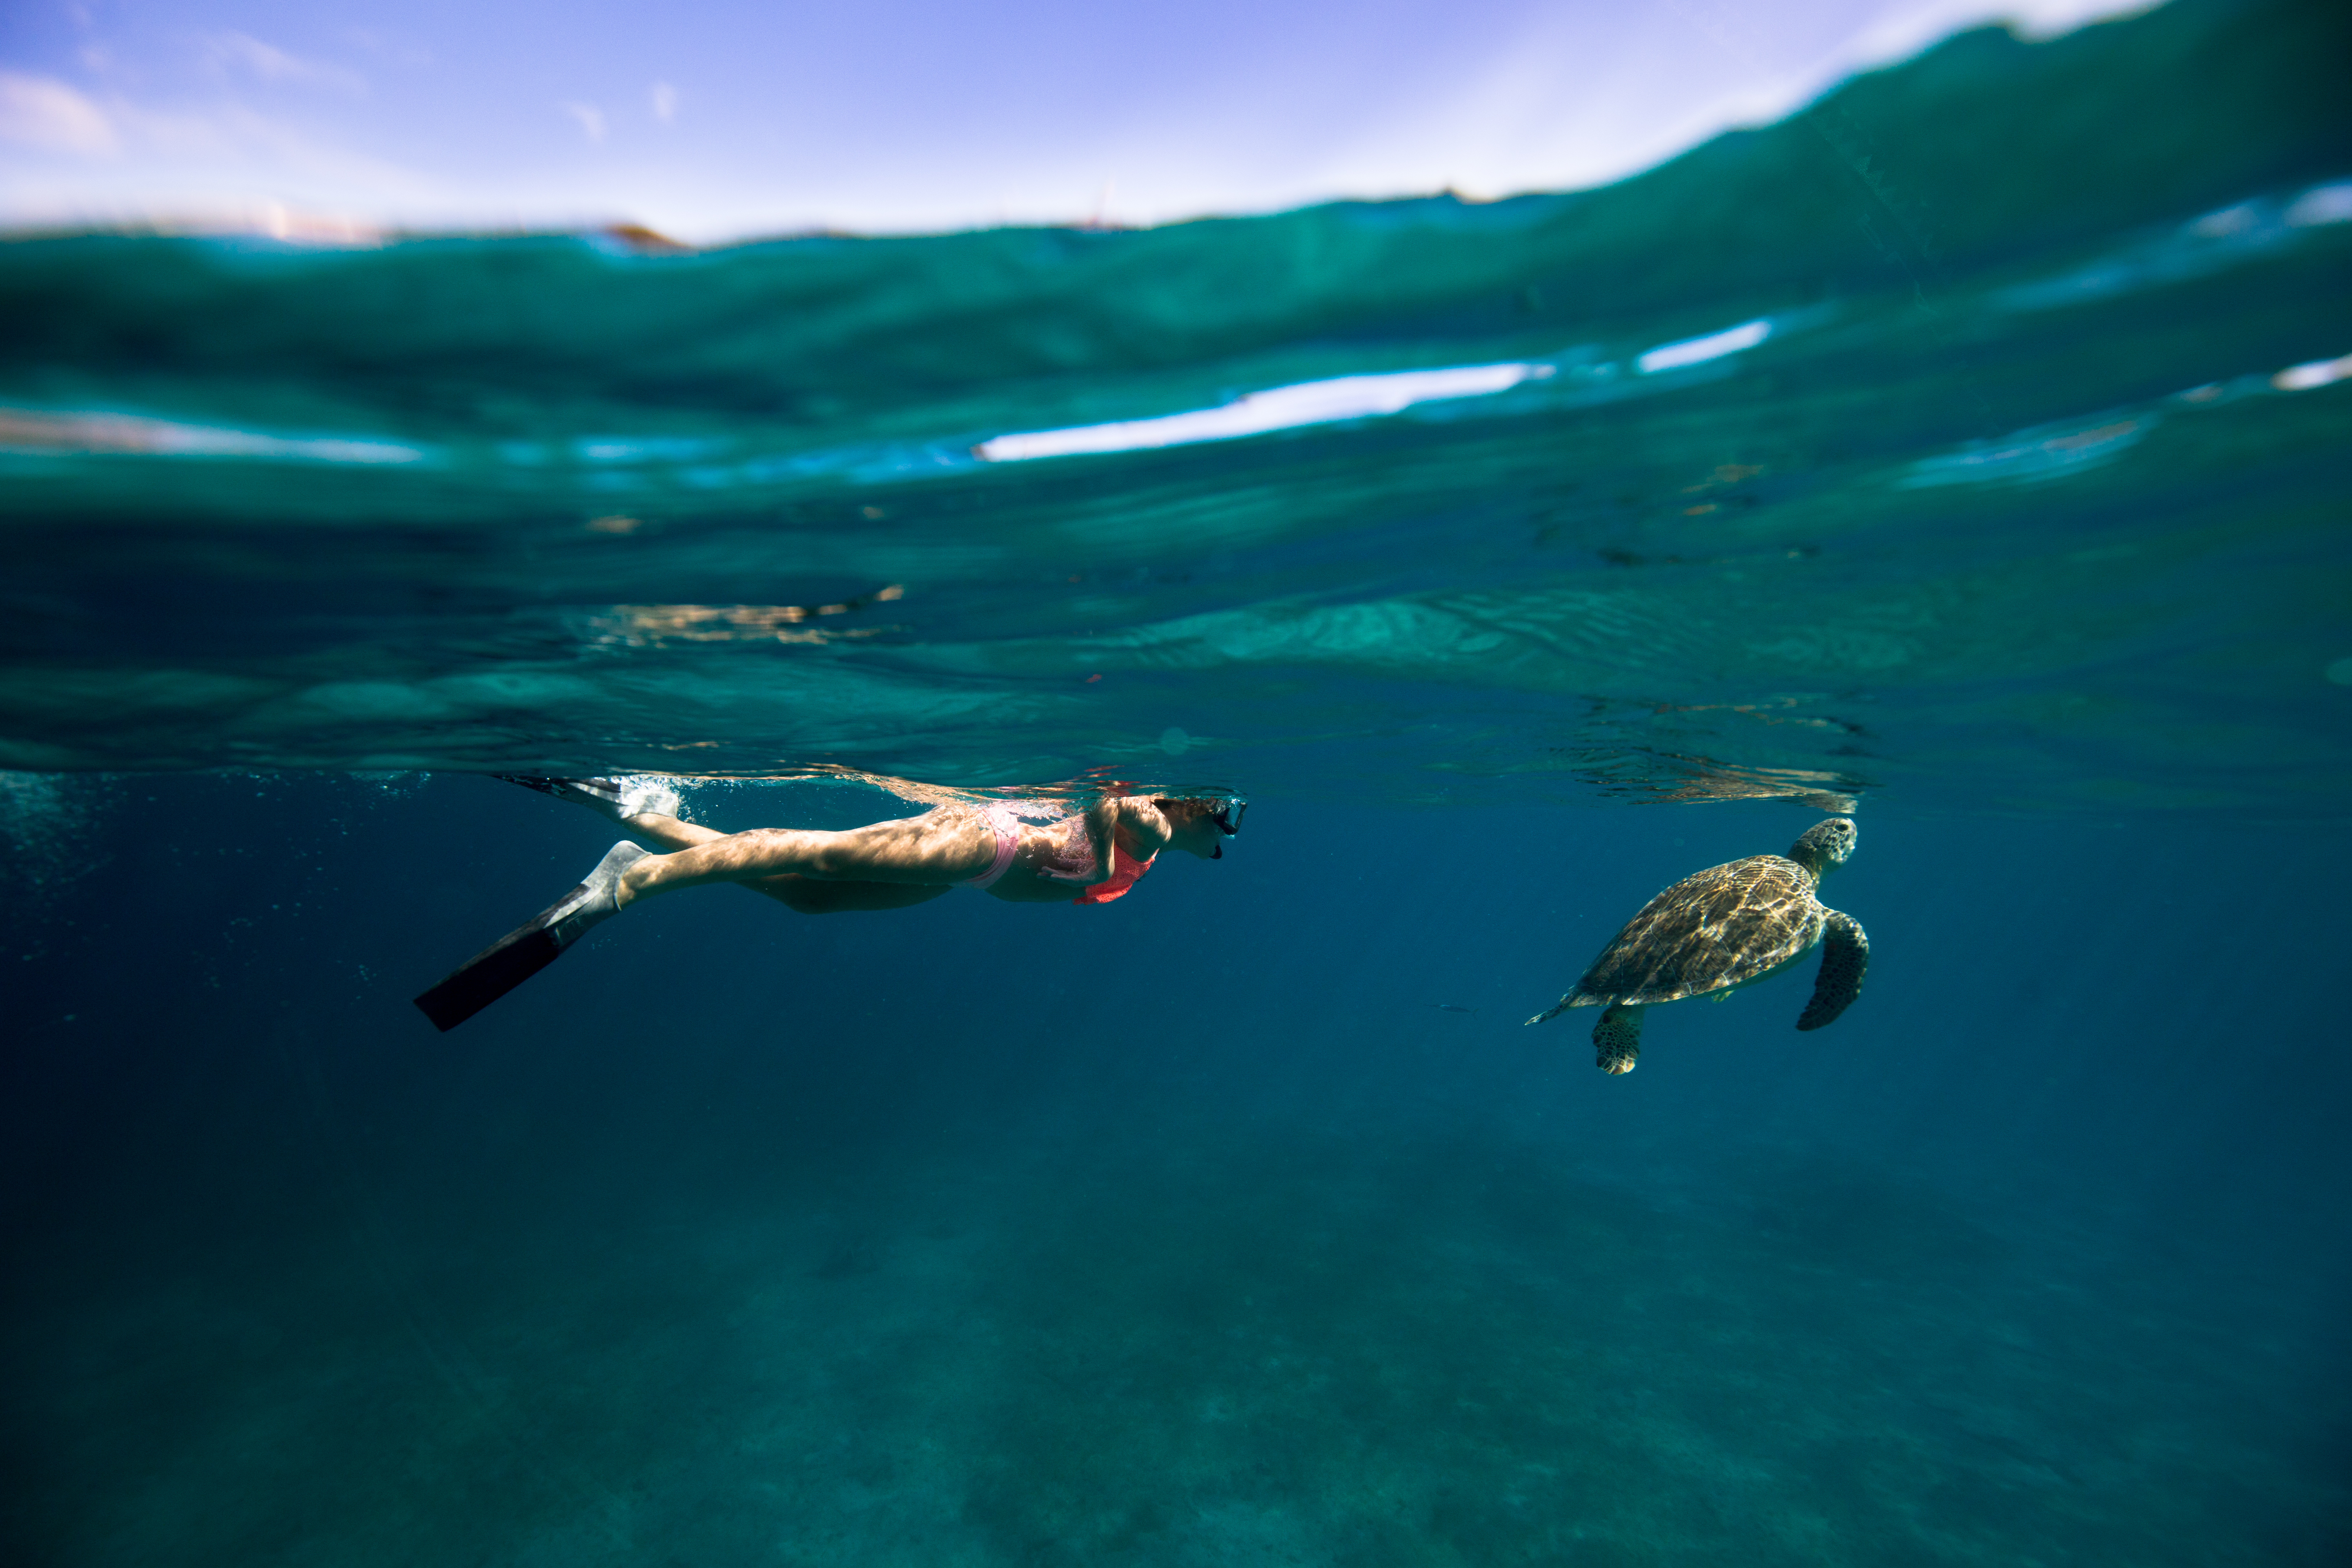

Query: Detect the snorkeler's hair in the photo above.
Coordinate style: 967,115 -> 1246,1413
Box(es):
1155,795 -> 1245,835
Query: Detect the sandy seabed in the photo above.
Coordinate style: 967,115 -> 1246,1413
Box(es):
13,1127 -> 2343,1568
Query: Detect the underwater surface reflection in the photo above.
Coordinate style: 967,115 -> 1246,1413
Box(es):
2,0 -> 2349,809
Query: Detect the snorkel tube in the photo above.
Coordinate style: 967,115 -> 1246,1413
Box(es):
1203,795 -> 1246,857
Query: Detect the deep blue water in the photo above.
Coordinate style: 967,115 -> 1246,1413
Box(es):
4,776 -> 2350,1564
4,0 -> 2352,1561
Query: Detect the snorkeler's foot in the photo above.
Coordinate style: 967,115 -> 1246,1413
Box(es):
500,774 -> 683,822
546,840 -> 650,940
412,841 -> 648,1033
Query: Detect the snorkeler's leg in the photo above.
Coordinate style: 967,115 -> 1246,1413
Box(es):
616,811 -> 725,851
618,810 -> 989,904
612,812 -> 949,911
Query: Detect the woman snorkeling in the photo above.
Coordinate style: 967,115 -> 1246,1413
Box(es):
414,776 -> 1243,1031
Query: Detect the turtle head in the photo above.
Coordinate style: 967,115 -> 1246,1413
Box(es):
1788,816 -> 1857,878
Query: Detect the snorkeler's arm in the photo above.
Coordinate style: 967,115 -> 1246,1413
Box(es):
1114,795 -> 1176,858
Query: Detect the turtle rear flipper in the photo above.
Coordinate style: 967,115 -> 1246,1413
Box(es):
1525,992 -> 1578,1027
1795,910 -> 1868,1031
1595,1004 -> 1643,1074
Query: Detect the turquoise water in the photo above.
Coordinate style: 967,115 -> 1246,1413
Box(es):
4,0 -> 2348,808
4,0 -> 2351,1562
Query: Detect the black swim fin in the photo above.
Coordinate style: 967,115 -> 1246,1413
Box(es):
413,841 -> 647,1032
497,774 -> 682,822
498,775 -> 629,819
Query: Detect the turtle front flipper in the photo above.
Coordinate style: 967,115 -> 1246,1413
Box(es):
1795,910 -> 1869,1031
1594,1004 -> 1644,1074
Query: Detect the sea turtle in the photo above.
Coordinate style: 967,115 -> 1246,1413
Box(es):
1526,817 -> 1869,1074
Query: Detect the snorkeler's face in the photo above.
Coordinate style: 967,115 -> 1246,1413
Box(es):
1166,813 -> 1227,860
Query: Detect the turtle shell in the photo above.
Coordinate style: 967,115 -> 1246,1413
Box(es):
1569,855 -> 1826,1007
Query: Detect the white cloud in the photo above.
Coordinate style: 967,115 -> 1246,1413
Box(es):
202,33 -> 367,95
563,102 -> 606,144
344,28 -> 433,69
0,87 -> 443,237
650,82 -> 678,124
124,100 -> 427,187
0,72 -> 118,154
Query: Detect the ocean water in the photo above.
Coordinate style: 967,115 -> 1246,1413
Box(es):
4,0 -> 2351,1562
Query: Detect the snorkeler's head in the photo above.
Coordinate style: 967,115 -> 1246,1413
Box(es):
1155,795 -> 1245,858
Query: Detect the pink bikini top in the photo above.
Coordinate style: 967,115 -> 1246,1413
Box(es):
959,802 -> 1157,904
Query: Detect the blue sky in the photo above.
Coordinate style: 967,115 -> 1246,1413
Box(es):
1,0 -> 2154,241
